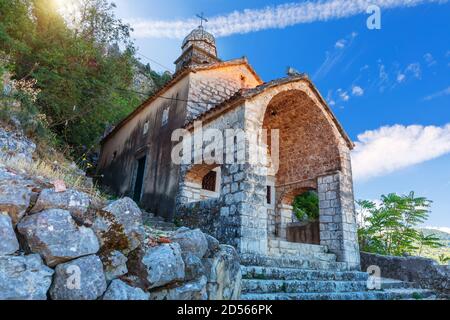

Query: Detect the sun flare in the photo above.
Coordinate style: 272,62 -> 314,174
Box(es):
52,0 -> 80,17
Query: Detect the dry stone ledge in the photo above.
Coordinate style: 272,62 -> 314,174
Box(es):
171,228 -> 209,259
0,213 -> 20,255
0,179 -> 33,226
0,254 -> 54,300
103,279 -> 149,300
203,245 -> 242,300
93,197 -> 145,255
142,243 -> 185,289
30,189 -> 91,223
149,276 -> 208,300
102,250 -> 128,282
50,255 -> 107,300
17,209 -> 100,267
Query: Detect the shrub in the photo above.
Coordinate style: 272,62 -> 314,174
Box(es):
293,191 -> 319,221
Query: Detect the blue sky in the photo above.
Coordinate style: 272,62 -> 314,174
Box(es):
111,0 -> 450,227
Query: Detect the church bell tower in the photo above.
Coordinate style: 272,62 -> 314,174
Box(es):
174,25 -> 221,72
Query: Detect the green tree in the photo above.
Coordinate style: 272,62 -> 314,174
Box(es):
357,192 -> 440,256
293,191 -> 319,221
0,0 -> 156,159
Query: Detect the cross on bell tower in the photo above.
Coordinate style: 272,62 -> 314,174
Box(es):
174,13 -> 220,72
196,12 -> 208,28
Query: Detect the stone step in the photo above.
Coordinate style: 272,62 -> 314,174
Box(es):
242,279 -> 368,294
380,278 -> 420,290
269,239 -> 328,254
268,249 -> 337,262
242,266 -> 369,282
241,289 -> 436,301
240,254 -> 349,271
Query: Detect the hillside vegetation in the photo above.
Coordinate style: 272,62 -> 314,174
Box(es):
0,0 -> 169,161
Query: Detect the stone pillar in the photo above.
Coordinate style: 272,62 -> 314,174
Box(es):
277,204 -> 294,240
318,169 -> 360,270
234,164 -> 269,256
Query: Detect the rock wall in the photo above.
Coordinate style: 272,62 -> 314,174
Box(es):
0,144 -> 241,300
361,252 -> 449,297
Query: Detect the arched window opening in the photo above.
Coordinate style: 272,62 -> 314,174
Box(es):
182,165 -> 221,203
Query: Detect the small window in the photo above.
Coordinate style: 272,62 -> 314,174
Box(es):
143,121 -> 149,135
266,186 -> 272,205
162,108 -> 169,126
202,171 -> 217,192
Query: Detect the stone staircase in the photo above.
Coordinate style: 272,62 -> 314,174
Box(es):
240,240 -> 436,300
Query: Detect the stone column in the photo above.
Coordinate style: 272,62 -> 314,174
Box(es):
277,204 -> 294,240
233,164 -> 269,256
318,168 -> 360,270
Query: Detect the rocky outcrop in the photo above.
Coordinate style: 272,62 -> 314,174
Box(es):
203,245 -> 242,300
103,279 -> 149,300
141,243 -> 185,289
149,276 -> 208,300
0,126 -> 36,163
0,254 -> 54,300
0,213 -> 19,255
92,197 -> 145,255
102,250 -> 128,282
50,255 -> 107,300
0,177 -> 33,226
17,209 -> 100,267
171,228 -> 208,259
361,252 -> 449,297
0,159 -> 242,301
30,189 -> 91,224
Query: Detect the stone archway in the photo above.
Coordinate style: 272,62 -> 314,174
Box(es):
243,80 -> 361,269
180,163 -> 222,203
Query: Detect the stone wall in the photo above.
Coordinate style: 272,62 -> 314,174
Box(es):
0,146 -> 242,300
318,171 -> 360,270
361,252 -> 449,297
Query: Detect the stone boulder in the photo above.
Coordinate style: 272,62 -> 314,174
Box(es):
204,234 -> 220,258
17,209 -> 100,267
0,213 -> 19,255
30,189 -> 91,224
0,127 -> 36,163
103,280 -> 149,300
184,253 -> 205,281
149,276 -> 207,301
0,254 -> 54,300
92,198 -> 145,255
0,179 -> 33,226
203,245 -> 242,300
49,255 -> 107,300
142,243 -> 185,289
171,228 -> 208,259
102,250 -> 128,282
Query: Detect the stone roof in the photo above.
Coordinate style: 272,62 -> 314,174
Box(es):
182,26 -> 216,49
101,58 -> 262,144
183,75 -> 355,149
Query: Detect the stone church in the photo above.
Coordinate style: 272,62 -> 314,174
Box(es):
98,26 -> 360,270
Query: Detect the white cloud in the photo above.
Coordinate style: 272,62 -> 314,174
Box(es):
128,0 -> 447,39
337,88 -> 350,102
352,124 -> 450,181
406,63 -> 422,79
335,39 -> 347,49
397,73 -> 406,83
314,32 -> 358,80
423,86 -> 450,101
424,53 -> 437,66
352,85 -> 364,96
377,63 -> 389,92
